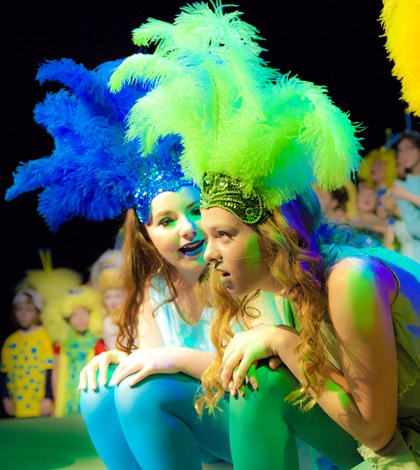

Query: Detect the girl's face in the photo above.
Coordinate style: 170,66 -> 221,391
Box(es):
396,138 -> 420,171
146,186 -> 206,274
103,288 -> 126,312
202,207 -> 273,296
69,306 -> 90,333
14,301 -> 40,330
357,187 -> 377,213
314,187 -> 337,213
370,159 -> 386,183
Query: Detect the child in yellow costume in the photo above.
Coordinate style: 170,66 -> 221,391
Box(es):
0,289 -> 53,418
42,285 -> 105,417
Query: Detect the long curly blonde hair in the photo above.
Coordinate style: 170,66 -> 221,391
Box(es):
198,191 -> 361,413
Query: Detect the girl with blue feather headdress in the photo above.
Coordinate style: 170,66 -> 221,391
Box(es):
6,56 -> 236,468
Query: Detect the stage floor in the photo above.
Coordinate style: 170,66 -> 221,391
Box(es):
0,415 -> 233,470
0,415 -> 319,469
0,415 -> 105,470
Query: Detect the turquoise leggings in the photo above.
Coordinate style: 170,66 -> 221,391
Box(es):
230,364 -> 364,470
80,367 -> 232,470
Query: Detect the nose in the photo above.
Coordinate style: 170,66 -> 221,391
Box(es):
179,216 -> 197,241
204,239 -> 220,265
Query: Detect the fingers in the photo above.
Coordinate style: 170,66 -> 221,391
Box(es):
78,367 -> 88,391
109,360 -> 143,386
97,355 -> 112,387
126,366 -> 153,387
231,360 -> 258,391
78,352 -> 116,391
246,363 -> 258,390
268,356 -> 282,370
221,352 -> 240,389
79,362 -> 100,391
108,364 -> 126,386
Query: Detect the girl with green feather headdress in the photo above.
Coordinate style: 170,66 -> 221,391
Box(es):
111,1 -> 420,468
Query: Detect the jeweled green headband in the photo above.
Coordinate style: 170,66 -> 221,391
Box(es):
201,172 -> 265,225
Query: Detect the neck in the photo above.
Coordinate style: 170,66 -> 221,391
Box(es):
259,270 -> 283,294
172,270 -> 205,326
20,324 -> 41,334
174,266 -> 203,289
358,210 -> 375,220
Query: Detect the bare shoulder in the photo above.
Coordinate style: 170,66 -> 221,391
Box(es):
328,255 -> 395,289
327,254 -> 398,315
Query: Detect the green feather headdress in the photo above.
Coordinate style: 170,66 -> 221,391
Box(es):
110,1 -> 362,223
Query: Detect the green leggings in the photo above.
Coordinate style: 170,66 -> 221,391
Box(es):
229,364 -> 364,470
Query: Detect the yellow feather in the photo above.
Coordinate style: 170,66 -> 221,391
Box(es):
381,0 -> 420,116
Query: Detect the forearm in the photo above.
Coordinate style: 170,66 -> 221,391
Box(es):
168,347 -> 215,380
275,329 -> 393,450
403,192 -> 420,207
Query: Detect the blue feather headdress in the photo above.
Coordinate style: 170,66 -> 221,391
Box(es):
5,58 -> 190,230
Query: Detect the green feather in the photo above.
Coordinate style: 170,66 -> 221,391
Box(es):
110,1 -> 362,210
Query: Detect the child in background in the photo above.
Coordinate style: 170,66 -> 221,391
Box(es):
96,259 -> 127,351
89,249 -> 126,351
313,185 -> 349,223
42,285 -> 105,417
88,248 -> 122,290
0,289 -> 53,418
358,146 -> 397,215
350,183 -> 388,242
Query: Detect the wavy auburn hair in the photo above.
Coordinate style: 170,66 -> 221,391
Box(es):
198,189 -> 364,413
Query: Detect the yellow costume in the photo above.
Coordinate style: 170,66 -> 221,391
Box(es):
1,327 -> 53,418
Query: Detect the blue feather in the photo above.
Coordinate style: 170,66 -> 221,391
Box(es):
5,58 -> 190,229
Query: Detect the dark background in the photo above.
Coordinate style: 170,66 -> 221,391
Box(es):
1,0 -> 417,349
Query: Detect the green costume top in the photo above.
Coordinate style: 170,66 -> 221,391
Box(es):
278,247 -> 420,467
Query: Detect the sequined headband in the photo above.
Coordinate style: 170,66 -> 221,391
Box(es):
201,172 -> 265,225
133,149 -> 194,223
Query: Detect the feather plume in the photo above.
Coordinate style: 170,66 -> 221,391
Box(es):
380,0 -> 420,116
110,1 -> 362,210
5,58 -> 188,229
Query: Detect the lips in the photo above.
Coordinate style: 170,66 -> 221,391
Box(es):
216,268 -> 230,277
179,239 -> 204,255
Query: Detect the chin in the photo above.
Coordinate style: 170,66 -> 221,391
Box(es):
223,281 -> 252,297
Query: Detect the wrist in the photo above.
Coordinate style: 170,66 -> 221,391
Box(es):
272,324 -> 299,358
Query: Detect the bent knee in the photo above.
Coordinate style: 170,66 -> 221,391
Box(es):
256,364 -> 299,397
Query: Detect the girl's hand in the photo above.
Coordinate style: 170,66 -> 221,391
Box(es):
109,347 -> 180,387
221,324 -> 282,395
78,350 -> 128,391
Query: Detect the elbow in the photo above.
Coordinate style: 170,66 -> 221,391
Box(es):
361,425 -> 396,452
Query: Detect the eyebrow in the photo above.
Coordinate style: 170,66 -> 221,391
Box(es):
153,200 -> 200,219
152,210 -> 173,221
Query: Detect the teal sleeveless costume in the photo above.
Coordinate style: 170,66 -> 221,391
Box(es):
80,275 -> 231,470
